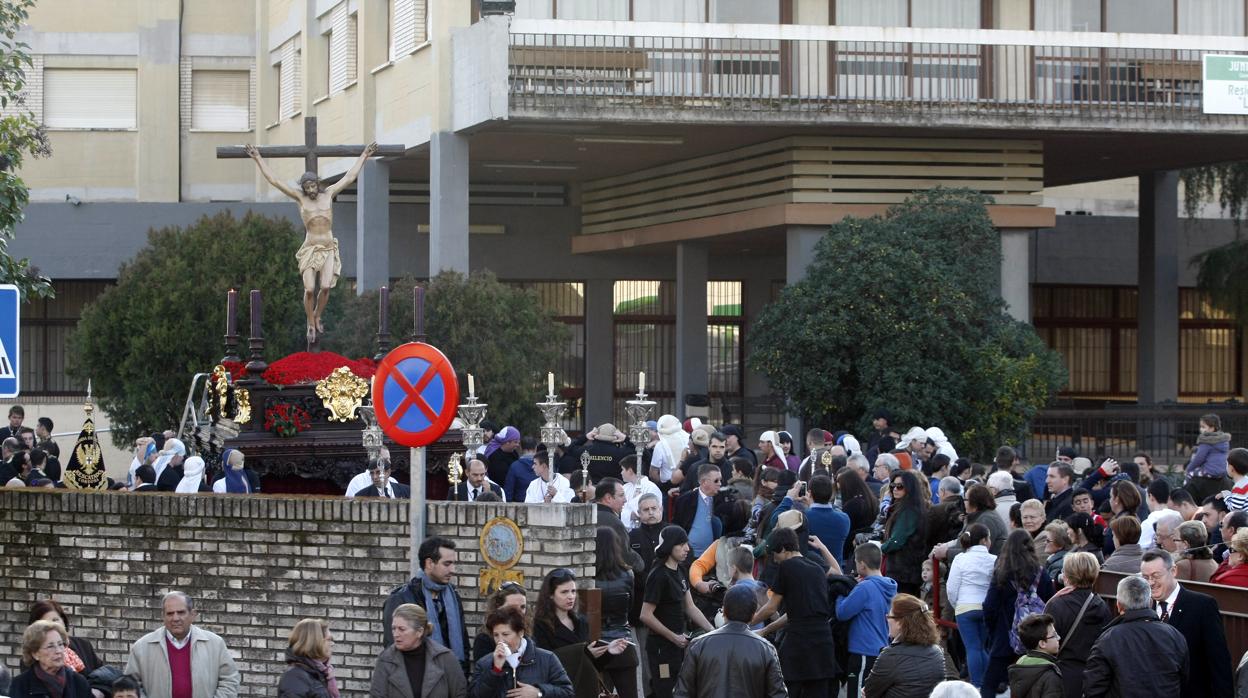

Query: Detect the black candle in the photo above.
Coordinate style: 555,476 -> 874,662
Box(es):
379,285 -> 389,334
226,288 -> 237,336
250,289 -> 262,337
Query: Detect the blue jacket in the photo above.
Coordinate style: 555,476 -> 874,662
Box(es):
806,503 -> 852,566
504,455 -> 537,504
835,574 -> 897,657
1187,431 -> 1231,480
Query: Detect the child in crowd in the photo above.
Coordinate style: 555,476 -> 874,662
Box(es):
1007,613 -> 1063,698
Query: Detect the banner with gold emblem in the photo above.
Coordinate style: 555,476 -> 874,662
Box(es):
62,383 -> 106,490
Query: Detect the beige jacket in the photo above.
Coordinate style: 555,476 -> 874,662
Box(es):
124,625 -> 241,698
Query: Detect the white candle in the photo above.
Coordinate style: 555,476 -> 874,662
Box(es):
548,372 -> 555,396
639,371 -> 645,393
468,373 -> 475,398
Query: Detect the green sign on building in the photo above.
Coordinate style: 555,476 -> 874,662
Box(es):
1204,55 -> 1248,115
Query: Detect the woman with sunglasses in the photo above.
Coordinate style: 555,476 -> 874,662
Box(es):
11,620 -> 92,698
881,470 -> 930,596
473,584 -> 529,662
862,594 -> 958,698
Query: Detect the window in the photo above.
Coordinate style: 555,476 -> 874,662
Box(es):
191,70 -> 249,131
634,0 -> 703,21
390,0 -> 427,60
611,280 -> 746,427
21,281 -> 111,395
277,39 -> 301,120
327,4 -> 358,93
1033,0 -> 1103,31
1178,0 -> 1245,35
1032,285 -> 1240,400
44,69 -> 136,129
1106,0 -> 1175,32
557,0 -> 628,19
836,0 -> 907,26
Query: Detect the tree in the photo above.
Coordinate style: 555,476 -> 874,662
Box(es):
747,188 -> 1066,459
68,212 -> 331,445
0,0 -> 53,300
1182,164 -> 1248,323
329,272 -> 569,433
1181,163 -> 1248,225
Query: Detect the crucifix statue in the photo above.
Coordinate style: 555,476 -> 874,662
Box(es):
218,118 -> 404,345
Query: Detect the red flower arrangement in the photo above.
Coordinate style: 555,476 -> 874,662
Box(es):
261,351 -> 377,386
221,361 -> 247,382
264,402 -> 312,437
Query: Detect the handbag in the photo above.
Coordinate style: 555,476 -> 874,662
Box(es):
598,678 -> 620,698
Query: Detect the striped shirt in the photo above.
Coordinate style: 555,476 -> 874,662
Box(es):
1226,475 -> 1248,512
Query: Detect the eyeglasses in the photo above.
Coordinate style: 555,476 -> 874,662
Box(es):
1044,634 -> 1059,642
500,582 -> 525,594
549,568 -> 575,582
890,484 -> 905,491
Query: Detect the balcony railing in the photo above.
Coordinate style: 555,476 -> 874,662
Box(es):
505,23 -> 1246,127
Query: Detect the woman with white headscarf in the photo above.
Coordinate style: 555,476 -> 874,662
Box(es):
152,438 -> 187,490
175,456 -> 209,493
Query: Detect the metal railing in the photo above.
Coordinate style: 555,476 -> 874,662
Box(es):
1027,402 -> 1248,467
508,32 -> 1243,125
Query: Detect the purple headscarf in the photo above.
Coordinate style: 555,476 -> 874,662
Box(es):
484,426 -> 520,457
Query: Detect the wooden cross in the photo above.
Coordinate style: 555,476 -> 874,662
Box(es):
216,117 -> 405,173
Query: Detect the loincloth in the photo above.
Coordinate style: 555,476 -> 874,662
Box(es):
295,239 -> 341,288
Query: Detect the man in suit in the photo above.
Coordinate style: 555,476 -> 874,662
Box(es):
674,463 -> 733,558
356,457 -> 411,499
453,457 -> 504,501
131,464 -> 159,492
1083,574 -> 1188,698
1140,548 -> 1232,698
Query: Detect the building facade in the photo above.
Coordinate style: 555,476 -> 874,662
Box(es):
9,0 -> 1248,443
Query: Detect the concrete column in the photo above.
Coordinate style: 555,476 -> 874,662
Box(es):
675,243 -> 709,419
1000,229 -> 1031,322
783,226 -> 825,446
429,131 -> 470,275
584,279 -> 615,430
1138,171 -> 1180,404
355,159 -> 390,293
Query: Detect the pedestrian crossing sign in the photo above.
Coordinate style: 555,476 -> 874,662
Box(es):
0,284 -> 19,398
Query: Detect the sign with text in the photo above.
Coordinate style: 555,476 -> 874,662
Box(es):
0,284 -> 18,398
1204,55 -> 1248,115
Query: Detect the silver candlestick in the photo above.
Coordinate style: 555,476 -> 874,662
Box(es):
359,405 -> 384,463
625,385 -> 657,464
537,389 -> 569,458
458,395 -> 488,465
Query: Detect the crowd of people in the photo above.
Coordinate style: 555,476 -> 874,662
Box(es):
8,406 -> 1248,698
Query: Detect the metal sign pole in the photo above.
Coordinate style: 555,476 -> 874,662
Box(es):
410,445 -> 426,578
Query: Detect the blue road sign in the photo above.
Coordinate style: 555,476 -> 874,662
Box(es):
0,285 -> 18,398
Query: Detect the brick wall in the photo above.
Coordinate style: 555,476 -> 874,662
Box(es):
0,490 -> 598,697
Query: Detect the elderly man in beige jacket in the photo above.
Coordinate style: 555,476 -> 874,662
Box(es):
124,592 -> 240,698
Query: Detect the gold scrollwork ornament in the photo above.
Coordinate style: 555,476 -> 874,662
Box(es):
315,366 -> 370,422
234,386 -> 252,424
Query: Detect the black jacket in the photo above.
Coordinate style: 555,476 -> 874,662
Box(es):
1008,651 -> 1064,698
1169,586 -> 1233,698
629,522 -> 664,622
277,651 -> 332,698
357,482 -> 411,498
673,622 -> 786,698
10,668 -> 93,698
1045,587 -> 1111,698
1083,608 -> 1188,698
382,576 -> 471,663
454,480 -> 503,502
862,642 -> 958,698
1044,488 -> 1074,523
469,640 -> 573,698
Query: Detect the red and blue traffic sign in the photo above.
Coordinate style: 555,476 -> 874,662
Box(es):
373,342 -> 459,448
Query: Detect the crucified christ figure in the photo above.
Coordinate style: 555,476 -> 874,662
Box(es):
245,142 -> 378,343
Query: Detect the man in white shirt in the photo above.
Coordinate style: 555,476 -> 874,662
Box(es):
524,450 -> 575,503
621,454 -> 661,530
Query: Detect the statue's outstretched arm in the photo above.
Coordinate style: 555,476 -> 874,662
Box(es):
244,144 -> 302,201
324,142 -> 378,198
